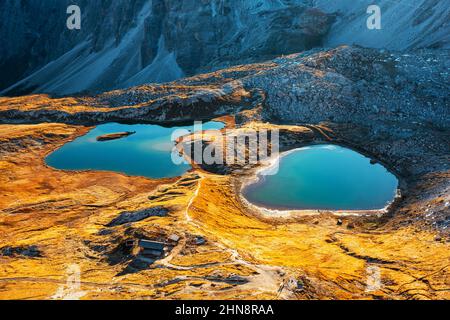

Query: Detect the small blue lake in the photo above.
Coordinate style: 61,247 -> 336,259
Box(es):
243,145 -> 399,211
46,122 -> 224,179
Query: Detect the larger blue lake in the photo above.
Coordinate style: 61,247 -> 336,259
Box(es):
46,122 -> 224,179
243,145 -> 398,211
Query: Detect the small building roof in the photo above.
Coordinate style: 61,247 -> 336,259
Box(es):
138,239 -> 165,251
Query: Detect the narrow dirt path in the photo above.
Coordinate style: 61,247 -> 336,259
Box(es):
182,173 -> 287,298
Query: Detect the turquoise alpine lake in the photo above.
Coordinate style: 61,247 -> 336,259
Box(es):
243,145 -> 399,211
46,122 -> 224,179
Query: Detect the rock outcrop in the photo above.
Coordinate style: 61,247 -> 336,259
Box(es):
0,245 -> 42,258
106,207 -> 169,227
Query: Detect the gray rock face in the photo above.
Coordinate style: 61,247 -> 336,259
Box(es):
2,0 -> 447,96
313,0 -> 450,50
0,0 -> 330,95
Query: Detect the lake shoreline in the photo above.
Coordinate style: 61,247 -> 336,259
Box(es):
238,144 -> 402,218
45,121 -> 224,179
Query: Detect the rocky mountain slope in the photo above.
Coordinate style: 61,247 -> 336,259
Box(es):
314,0 -> 450,50
0,0 -> 330,95
1,0 -> 448,96
1,46 -> 448,128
